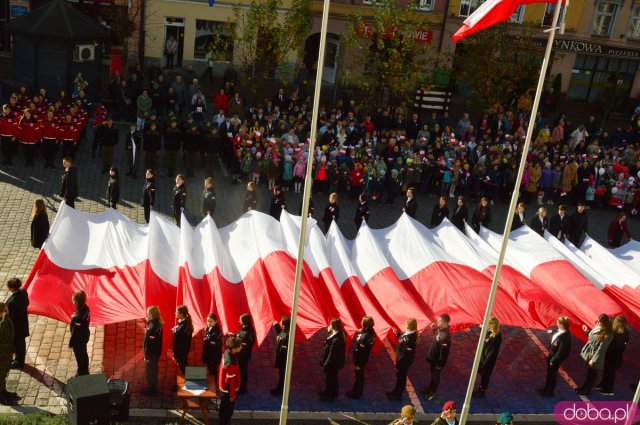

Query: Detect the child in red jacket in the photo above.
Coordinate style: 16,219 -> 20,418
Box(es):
219,335 -> 242,425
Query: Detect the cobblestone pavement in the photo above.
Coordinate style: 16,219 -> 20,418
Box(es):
0,123 -> 638,418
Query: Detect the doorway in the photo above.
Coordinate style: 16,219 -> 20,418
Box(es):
164,17 -> 184,68
303,33 -> 340,84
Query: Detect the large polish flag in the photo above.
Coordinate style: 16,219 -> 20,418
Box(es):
479,226 -> 627,328
453,0 -> 563,42
610,240 -> 640,276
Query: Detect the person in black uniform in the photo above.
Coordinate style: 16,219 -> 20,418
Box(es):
548,204 -> 570,242
451,196 -> 468,233
319,318 -> 346,402
183,123 -> 201,178
422,313 -> 452,400
164,119 -> 182,177
346,316 -> 375,399
97,117 -> 119,173
243,181 -> 258,212
430,196 -> 449,228
142,306 -> 163,395
471,197 -> 492,233
143,169 -> 156,223
125,123 -> 142,178
201,177 -> 217,217
322,192 -> 340,233
69,290 -> 90,376
597,315 -> 629,396
30,199 -> 49,249
511,202 -> 526,232
60,156 -> 78,209
538,316 -> 571,397
269,186 -> 287,220
530,207 -> 548,236
173,174 -> 187,227
403,188 -> 418,218
236,313 -> 256,394
354,193 -> 370,229
473,317 -> 502,397
106,166 -> 120,209
5,278 -> 29,369
201,313 -> 223,381
270,316 -> 290,396
172,305 -> 193,374
387,318 -> 418,401
569,202 -> 588,247
144,122 -> 162,171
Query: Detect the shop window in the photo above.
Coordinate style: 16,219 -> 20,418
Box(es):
509,5 -> 525,24
194,20 -> 233,61
459,0 -> 484,18
627,3 -> 640,39
591,1 -> 619,36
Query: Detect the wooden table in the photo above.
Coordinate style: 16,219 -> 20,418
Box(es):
176,373 -> 217,425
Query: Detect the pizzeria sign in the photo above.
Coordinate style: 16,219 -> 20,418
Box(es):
356,23 -> 433,44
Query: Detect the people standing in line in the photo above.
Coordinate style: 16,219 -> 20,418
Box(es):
0,302 -> 17,406
201,313 -> 223,384
173,174 -> 187,227
319,318 -> 346,402
236,313 -> 256,394
569,201 -> 589,247
354,193 -> 370,229
243,181 -> 258,212
69,290 -> 90,376
530,206 -> 548,236
60,156 -> 78,209
451,196 -> 468,233
346,316 -> 375,399
549,204 -> 570,242
575,313 -> 612,396
607,212 -> 632,248
430,196 -> 449,228
218,335 -> 242,425
269,186 -> 287,221
125,124 -> 142,178
106,166 -> 120,210
537,316 -> 571,398
597,315 -> 629,396
388,405 -> 416,425
511,202 -> 526,231
422,314 -> 452,400
473,317 -> 502,397
143,169 -> 156,224
142,306 -> 163,396
30,199 -> 49,249
387,318 -> 418,401
403,188 -> 418,218
172,305 -> 193,375
322,192 -> 340,233
471,197 -> 492,233
201,177 -> 217,218
430,401 -> 459,425
5,278 -> 28,370
270,316 -> 290,396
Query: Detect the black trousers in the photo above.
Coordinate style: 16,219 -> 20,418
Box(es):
72,344 -> 89,375
391,361 -> 411,395
1,136 -> 15,164
65,198 -> 76,209
175,355 -> 187,374
42,138 -> 57,166
351,366 -> 365,396
22,143 -> 36,166
581,366 -> 598,392
544,361 -> 560,391
62,140 -> 75,159
238,357 -> 249,392
599,364 -> 619,392
144,205 -> 152,223
145,358 -> 158,391
13,334 -> 26,365
427,363 -> 442,392
479,369 -> 493,390
173,208 -> 182,227
323,367 -> 339,398
219,392 -> 235,425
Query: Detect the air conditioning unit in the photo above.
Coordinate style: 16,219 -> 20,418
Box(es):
74,44 -> 95,62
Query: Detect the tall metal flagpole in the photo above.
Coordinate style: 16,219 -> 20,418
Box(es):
458,0 -> 564,423
624,379 -> 640,425
279,0 -> 332,423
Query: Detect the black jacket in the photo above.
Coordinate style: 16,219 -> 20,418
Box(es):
143,318 -> 163,361
452,205 -> 468,232
172,319 -> 192,359
430,205 -> 449,228
107,177 -> 120,206
269,194 -> 287,220
479,332 -> 502,375
570,211 -> 589,246
96,124 -> 119,147
60,166 -> 79,200
237,325 -> 256,362
354,201 -> 370,227
173,184 -> 187,212
530,215 -> 548,236
6,289 -> 29,338
322,202 -> 340,230
69,304 -> 90,348
144,130 -> 161,152
143,178 -> 156,208
426,326 -> 451,368
395,330 -> 417,367
164,127 -> 182,152
404,197 -> 418,218
31,213 -> 49,249
243,190 -> 258,212
512,212 -> 526,231
320,331 -> 346,370
548,330 -> 571,365
603,330 -> 629,370
472,205 -> 492,232
201,187 -> 217,216
201,323 -> 223,367
549,213 -> 570,241
273,322 -> 289,369
352,328 -> 375,368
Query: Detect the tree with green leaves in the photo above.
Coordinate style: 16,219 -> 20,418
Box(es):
341,0 -> 446,112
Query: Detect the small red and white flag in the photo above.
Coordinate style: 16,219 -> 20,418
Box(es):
268,137 -> 277,146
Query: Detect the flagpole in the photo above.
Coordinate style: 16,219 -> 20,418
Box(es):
624,379 -> 640,425
279,0 -> 332,422
458,1 -> 564,424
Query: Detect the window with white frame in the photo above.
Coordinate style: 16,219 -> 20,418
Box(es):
627,4 -> 640,39
459,0 -> 484,17
542,3 -> 566,27
509,5 -> 525,23
592,1 -> 619,36
417,0 -> 434,11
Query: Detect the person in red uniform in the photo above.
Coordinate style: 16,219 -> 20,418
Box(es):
39,110 -> 59,169
16,110 -> 41,167
0,104 -> 17,165
58,113 -> 80,158
218,335 -> 242,425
